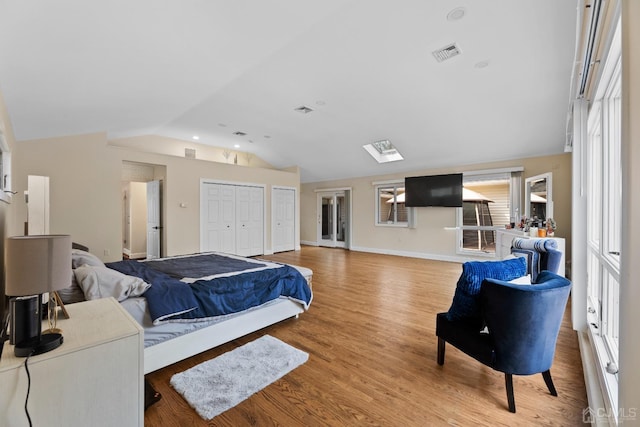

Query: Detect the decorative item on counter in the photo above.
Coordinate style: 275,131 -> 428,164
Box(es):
546,218 -> 557,237
522,215 -> 540,233
519,216 -> 528,232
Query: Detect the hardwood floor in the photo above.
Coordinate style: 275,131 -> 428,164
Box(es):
144,246 -> 588,426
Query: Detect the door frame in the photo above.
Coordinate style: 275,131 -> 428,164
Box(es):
315,187 -> 352,249
121,161 -> 166,260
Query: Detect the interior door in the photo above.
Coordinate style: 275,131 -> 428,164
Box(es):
318,191 -> 346,248
235,185 -> 264,257
273,188 -> 295,253
146,180 -> 162,259
201,183 -> 236,253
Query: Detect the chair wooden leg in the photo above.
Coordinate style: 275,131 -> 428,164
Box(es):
505,374 -> 516,413
437,337 -> 445,365
542,370 -> 558,396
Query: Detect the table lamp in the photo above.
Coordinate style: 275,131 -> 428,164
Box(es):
5,235 -> 72,357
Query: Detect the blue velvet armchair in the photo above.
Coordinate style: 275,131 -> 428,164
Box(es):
436,247 -> 571,412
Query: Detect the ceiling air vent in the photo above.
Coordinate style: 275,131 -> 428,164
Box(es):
432,43 -> 461,62
184,148 -> 196,159
294,105 -> 313,114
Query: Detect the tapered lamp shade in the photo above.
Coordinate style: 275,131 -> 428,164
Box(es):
5,235 -> 72,296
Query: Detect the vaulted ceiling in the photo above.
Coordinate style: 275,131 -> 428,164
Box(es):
0,1 -> 578,183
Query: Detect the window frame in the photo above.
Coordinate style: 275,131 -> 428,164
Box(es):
374,180 -> 409,227
583,17 -> 622,419
456,168 -> 522,257
0,118 -> 12,204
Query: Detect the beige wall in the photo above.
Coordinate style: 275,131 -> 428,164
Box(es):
110,135 -> 274,169
620,0 -> 640,415
10,133 -> 300,262
302,153 -> 572,262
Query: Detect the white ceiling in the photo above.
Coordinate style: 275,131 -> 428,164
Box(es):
0,0 -> 578,183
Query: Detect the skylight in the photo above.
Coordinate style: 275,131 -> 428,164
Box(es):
363,140 -> 404,163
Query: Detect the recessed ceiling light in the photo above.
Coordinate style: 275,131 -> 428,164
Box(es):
233,131 -> 247,136
447,7 -> 466,21
234,144 -> 240,148
475,60 -> 490,69
192,135 -> 199,140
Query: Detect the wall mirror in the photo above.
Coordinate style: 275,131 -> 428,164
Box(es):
525,172 -> 552,222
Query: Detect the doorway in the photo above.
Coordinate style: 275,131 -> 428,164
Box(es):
317,190 -> 351,248
122,161 -> 166,260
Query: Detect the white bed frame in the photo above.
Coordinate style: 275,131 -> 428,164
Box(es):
143,298 -> 304,374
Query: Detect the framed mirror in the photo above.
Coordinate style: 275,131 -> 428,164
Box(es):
525,172 -> 552,222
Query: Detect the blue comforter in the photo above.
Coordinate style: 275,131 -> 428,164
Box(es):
106,253 -> 312,324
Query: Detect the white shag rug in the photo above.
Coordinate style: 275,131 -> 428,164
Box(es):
170,335 -> 309,420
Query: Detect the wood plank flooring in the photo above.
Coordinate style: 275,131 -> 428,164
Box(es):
144,246 -> 588,426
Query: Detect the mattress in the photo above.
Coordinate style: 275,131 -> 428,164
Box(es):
121,263 -> 312,348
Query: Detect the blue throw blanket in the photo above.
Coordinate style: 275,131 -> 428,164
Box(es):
107,253 -> 312,324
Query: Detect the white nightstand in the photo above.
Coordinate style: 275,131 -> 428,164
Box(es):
0,297 -> 144,427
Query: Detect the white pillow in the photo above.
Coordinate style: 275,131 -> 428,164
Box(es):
72,249 -> 105,269
508,274 -> 532,285
74,264 -> 150,302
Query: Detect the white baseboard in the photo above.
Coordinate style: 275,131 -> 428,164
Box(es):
578,331 -> 614,426
301,241 -> 505,264
350,245 -> 468,263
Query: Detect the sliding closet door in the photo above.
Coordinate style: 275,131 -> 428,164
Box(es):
201,183 -> 236,253
235,185 -> 264,257
201,182 -> 263,256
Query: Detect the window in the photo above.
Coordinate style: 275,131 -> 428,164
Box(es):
456,170 -> 522,256
587,58 -> 621,363
584,18 -> 621,416
375,182 -> 408,226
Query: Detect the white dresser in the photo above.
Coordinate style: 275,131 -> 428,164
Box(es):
495,228 -> 566,277
0,298 -> 144,427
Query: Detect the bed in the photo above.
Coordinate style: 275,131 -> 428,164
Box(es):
60,248 -> 313,374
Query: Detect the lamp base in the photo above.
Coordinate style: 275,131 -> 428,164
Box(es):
14,333 -> 63,357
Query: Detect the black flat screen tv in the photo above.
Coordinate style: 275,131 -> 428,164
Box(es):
404,173 -> 463,207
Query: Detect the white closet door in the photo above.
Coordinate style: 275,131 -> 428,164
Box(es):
235,186 -> 264,257
273,188 -> 295,253
201,183 -> 236,253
